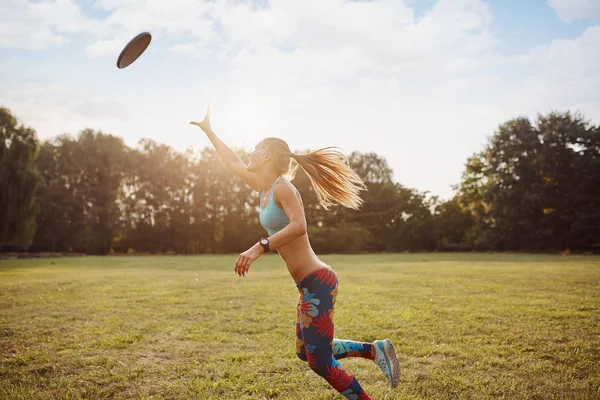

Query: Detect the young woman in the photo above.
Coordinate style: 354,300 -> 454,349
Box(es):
190,107 -> 400,399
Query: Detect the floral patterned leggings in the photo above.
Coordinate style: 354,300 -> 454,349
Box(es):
295,267 -> 373,400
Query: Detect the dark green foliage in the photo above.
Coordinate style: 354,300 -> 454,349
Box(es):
458,111 -> 600,252
32,130 -> 128,254
1,105 -> 598,254
0,107 -> 41,250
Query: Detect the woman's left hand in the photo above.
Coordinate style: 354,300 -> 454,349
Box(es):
235,243 -> 264,277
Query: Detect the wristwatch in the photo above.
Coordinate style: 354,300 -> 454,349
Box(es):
259,238 -> 270,253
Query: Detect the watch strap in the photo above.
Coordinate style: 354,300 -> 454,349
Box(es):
260,238 -> 270,252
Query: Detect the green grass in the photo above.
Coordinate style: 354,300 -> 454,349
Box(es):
1,253 -> 599,399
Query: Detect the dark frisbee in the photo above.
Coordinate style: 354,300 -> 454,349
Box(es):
117,32 -> 152,69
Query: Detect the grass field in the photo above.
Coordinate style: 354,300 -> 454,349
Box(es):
1,253 -> 599,399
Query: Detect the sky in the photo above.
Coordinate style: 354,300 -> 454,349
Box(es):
1,0 -> 600,199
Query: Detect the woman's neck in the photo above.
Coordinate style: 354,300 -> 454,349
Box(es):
257,171 -> 280,193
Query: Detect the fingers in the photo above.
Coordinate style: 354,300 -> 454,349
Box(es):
235,254 -> 243,276
190,106 -> 210,128
242,256 -> 250,276
234,254 -> 246,276
234,254 -> 251,277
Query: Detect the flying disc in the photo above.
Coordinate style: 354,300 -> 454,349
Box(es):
117,32 -> 152,69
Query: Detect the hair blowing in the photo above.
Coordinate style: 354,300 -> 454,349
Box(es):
260,137 -> 366,210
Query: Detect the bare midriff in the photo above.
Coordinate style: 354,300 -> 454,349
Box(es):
275,233 -> 329,284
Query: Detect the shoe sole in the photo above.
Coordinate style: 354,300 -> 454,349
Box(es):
383,338 -> 400,388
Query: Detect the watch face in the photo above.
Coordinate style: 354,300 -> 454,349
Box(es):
261,239 -> 268,245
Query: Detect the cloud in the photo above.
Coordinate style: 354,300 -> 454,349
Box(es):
101,5 -> 213,38
0,0 -> 113,51
3,0 -> 600,198
28,0 -> 106,36
0,0 -> 67,50
547,0 -> 600,22
211,0 -> 494,72
167,0 -> 502,197
511,25 -> 600,119
215,0 -> 496,101
526,26 -> 600,76
1,0 -> 494,68
0,0 -> 214,53
204,0 -> 600,195
214,0 -> 498,127
170,42 -> 214,58
0,81 -> 131,138
86,38 -> 126,58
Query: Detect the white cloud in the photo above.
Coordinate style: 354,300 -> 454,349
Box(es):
102,6 -> 213,38
217,0 -> 496,101
0,0 -> 67,50
212,0 -> 494,71
3,0 -> 600,198
28,0 -> 106,36
0,24 -> 66,51
526,26 -> 600,77
86,38 -> 125,58
511,26 -> 600,120
0,81 -> 131,137
0,0 -> 214,53
170,41 -> 214,58
0,0 -> 114,51
547,0 -> 600,22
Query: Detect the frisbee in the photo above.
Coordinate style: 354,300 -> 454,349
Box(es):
117,32 -> 152,69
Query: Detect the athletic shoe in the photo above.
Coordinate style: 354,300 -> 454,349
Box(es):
373,338 -> 400,388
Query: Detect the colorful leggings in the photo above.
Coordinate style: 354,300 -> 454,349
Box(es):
295,267 -> 373,400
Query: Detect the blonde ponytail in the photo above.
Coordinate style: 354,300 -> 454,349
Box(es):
260,138 -> 366,210
292,147 -> 366,210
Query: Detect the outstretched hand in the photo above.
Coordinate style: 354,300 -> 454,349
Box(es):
189,106 -> 212,134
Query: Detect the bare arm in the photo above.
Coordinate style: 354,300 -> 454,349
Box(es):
233,181 -> 307,277
190,106 -> 259,192
266,181 -> 307,249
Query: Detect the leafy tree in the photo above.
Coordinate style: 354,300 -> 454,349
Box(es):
33,130 -> 127,254
0,107 -> 41,250
4,103 -> 595,255
458,112 -> 600,251
387,185 -> 436,252
33,138 -> 85,252
433,196 -> 475,251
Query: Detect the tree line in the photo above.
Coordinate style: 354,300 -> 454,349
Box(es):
1,106 -> 598,254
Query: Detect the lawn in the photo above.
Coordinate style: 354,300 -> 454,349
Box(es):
1,253 -> 599,399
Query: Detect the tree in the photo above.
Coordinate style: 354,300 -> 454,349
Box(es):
433,196 -> 475,251
386,185 -> 436,252
300,151 -> 437,252
0,107 -> 41,250
33,138 -> 85,252
296,151 -> 397,252
458,111 -> 600,251
33,130 -> 128,254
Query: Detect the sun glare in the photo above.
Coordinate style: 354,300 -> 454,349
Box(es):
227,103 -> 271,149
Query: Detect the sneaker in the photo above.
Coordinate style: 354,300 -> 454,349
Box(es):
373,338 -> 400,388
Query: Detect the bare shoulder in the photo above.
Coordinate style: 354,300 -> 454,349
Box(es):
274,178 -> 303,206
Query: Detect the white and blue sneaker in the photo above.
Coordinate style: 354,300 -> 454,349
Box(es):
373,338 -> 400,388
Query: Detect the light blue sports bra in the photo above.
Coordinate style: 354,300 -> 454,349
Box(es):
259,177 -> 290,236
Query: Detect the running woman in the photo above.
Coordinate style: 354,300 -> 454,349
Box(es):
190,107 -> 400,399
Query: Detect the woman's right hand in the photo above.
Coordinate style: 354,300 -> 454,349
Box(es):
189,106 -> 212,134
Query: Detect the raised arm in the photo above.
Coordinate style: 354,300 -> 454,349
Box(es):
190,106 -> 259,192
